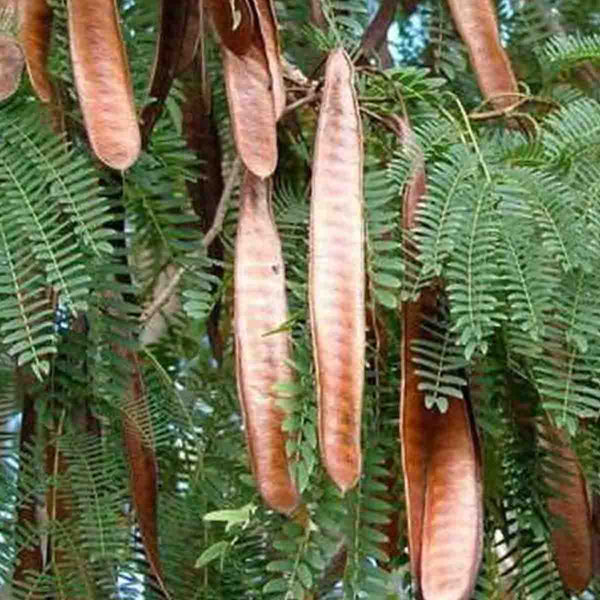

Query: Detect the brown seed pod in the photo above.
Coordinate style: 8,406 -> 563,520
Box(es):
543,423 -> 592,593
67,0 -> 140,170
206,0 -> 255,56
19,0 -> 53,102
176,0 -> 201,75
118,347 -> 170,599
251,0 -> 285,119
399,114 -> 482,599
140,0 -> 189,145
310,48 -> 364,493
446,0 -> 518,111
234,169 -> 300,514
222,27 -> 277,178
0,33 -> 24,101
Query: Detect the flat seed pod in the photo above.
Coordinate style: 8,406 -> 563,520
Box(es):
222,29 -> 277,178
19,0 -> 53,102
310,48 -> 364,493
399,115 -> 482,599
0,33 -> 24,100
140,0 -> 189,145
446,0 -> 518,111
176,0 -> 201,75
543,423 -> 592,592
67,0 -> 140,170
234,170 -> 300,515
206,0 -> 255,56
251,0 -> 285,119
119,347 -> 170,599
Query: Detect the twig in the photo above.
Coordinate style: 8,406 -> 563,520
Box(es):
139,156 -> 242,324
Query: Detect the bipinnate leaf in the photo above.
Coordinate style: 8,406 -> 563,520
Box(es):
0,33 -> 24,100
310,48 -> 365,493
446,0 -> 518,111
67,0 -> 141,170
19,0 -> 53,102
234,170 -> 300,515
140,0 -> 189,145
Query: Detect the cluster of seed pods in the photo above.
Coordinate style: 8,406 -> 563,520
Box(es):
3,0 -> 594,596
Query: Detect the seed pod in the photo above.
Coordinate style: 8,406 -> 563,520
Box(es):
67,0 -> 140,170
206,0 -> 255,56
0,33 -> 24,100
446,0 -> 518,111
234,169 -> 300,514
118,347 -> 170,599
176,0 -> 201,75
140,0 -> 189,145
252,0 -> 285,119
19,0 -> 53,102
399,114 -> 482,599
543,423 -> 592,593
222,28 -> 277,178
310,48 -> 364,493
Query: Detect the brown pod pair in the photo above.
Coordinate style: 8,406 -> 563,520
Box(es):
446,0 -> 518,112
310,48 -> 365,493
234,170 -> 300,515
209,0 -> 285,178
399,116 -> 483,600
67,0 -> 140,170
541,422 -> 592,593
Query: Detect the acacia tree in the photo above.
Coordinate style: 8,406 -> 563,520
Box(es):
0,0 -> 600,599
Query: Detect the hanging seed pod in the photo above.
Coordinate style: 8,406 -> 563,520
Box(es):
19,0 -> 53,102
252,0 -> 285,119
399,114 -> 482,599
0,33 -> 24,100
446,0 -> 518,111
176,0 -> 201,75
117,346 -> 170,599
310,48 -> 364,493
222,29 -> 277,178
206,0 -> 255,56
67,0 -> 140,170
234,170 -> 300,514
542,423 -> 592,593
140,0 -> 189,145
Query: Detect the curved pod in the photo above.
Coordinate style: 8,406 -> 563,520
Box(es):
310,48 -> 365,493
67,0 -> 140,170
234,170 -> 300,514
19,0 -> 53,102
206,0 -> 255,56
446,0 -> 518,111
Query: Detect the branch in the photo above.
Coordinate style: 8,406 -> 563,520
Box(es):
139,155 -> 242,324
357,0 -> 400,65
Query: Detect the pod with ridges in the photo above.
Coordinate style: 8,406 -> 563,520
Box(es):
234,169 -> 300,514
67,0 -> 140,170
446,0 -> 518,111
140,0 -> 189,145
0,33 -> 24,100
222,26 -> 277,178
310,48 -> 364,493
19,0 -> 53,102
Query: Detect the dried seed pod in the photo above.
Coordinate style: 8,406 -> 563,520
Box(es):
543,423 -> 592,593
19,0 -> 53,102
118,347 -> 170,598
310,48 -> 364,493
399,114 -> 482,599
0,33 -> 24,100
67,0 -> 140,170
176,0 -> 201,75
234,170 -> 300,514
446,0 -> 518,111
206,0 -> 255,56
252,0 -> 285,119
222,28 -> 277,178
140,0 -> 189,145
